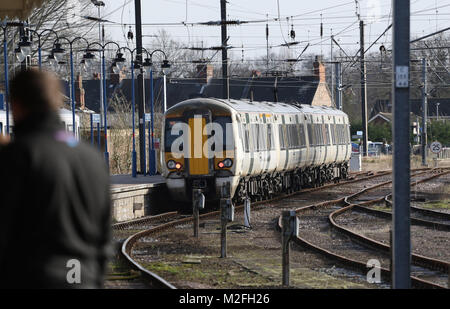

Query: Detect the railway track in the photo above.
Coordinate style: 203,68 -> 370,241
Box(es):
280,169 -> 449,289
112,167 -> 447,289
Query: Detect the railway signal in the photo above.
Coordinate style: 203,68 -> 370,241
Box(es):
192,189 -> 205,238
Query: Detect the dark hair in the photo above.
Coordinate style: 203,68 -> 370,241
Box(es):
10,68 -> 62,114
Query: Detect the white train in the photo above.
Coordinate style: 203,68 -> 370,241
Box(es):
0,108 -> 80,138
161,98 -> 351,204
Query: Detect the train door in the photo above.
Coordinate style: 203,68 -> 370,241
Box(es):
185,110 -> 212,176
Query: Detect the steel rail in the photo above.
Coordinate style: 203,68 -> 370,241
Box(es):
118,169 -> 398,288
277,169 -> 449,289
118,167 -> 444,289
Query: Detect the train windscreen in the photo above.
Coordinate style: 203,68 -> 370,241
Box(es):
165,118 -> 185,153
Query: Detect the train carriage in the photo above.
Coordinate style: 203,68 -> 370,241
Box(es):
0,108 -> 80,139
162,98 -> 351,205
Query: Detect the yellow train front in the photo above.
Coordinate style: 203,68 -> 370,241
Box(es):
161,98 -> 239,203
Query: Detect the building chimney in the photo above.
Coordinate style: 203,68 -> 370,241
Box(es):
313,55 -> 326,82
75,73 -> 85,110
196,63 -> 213,83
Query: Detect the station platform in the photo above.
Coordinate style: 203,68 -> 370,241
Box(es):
110,174 -> 167,223
111,174 -> 165,191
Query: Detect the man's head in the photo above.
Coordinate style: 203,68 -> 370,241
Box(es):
10,68 -> 63,124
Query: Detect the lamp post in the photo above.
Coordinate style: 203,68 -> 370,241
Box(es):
147,49 -> 171,176
52,37 -> 90,137
2,22 -> 25,135
28,29 -> 59,68
1,26 -> 10,134
114,47 -> 138,177
142,53 -> 153,176
86,41 -> 121,168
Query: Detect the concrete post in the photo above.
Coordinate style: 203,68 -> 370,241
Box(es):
392,0 -> 411,289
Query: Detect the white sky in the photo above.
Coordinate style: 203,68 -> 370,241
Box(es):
84,0 -> 450,62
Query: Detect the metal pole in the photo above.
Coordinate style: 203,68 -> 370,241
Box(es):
360,20 -> 368,157
149,68 -> 156,175
70,47 -> 76,134
281,211 -> 290,286
134,0 -> 146,174
131,61 -> 137,178
193,189 -> 200,238
244,198 -> 251,228
98,6 -> 104,129
102,51 -> 109,168
143,111 -> 146,175
163,73 -> 167,112
392,0 -> 411,289
38,42 -> 42,69
3,30 -> 10,134
421,58 -> 428,166
97,122 -> 101,150
334,62 -> 342,110
220,199 -> 227,258
220,0 -> 229,100
90,114 -> 94,145
266,16 -> 269,73
331,34 -> 334,105
436,103 -> 440,121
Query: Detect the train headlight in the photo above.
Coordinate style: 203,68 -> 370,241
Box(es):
167,160 -> 176,169
223,158 -> 233,168
175,162 -> 183,170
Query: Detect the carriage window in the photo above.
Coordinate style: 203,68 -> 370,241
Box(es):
307,123 -> 314,146
164,118 -> 185,152
331,124 -> 336,145
279,124 -> 286,150
299,124 -> 305,147
259,124 -> 266,151
267,124 -> 273,150
242,124 -> 250,152
252,124 -> 259,151
314,125 -> 320,146
324,124 -> 329,145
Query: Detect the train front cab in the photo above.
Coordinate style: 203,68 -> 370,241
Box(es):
162,100 -> 238,202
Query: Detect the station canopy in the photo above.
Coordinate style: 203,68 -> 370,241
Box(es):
0,0 -> 46,21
